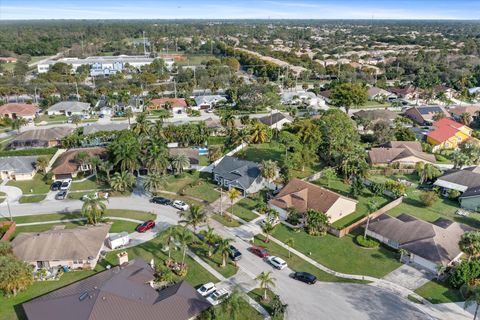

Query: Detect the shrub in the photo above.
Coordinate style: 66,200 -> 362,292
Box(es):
449,260 -> 480,289
435,154 -> 448,162
355,235 -> 380,248
385,180 -> 407,198
0,148 -> 57,157
370,182 -> 385,196
287,210 -> 302,226
448,189 -> 461,200
419,191 -> 438,207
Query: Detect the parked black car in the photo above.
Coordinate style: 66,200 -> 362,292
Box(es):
229,245 -> 242,261
51,181 -> 62,191
55,190 -> 67,200
292,272 -> 317,284
150,197 -> 172,205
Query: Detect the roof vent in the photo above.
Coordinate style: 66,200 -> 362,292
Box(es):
79,292 -> 89,301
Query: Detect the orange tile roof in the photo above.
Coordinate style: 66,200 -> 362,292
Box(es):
427,118 -> 468,143
0,103 -> 39,116
150,98 -> 187,109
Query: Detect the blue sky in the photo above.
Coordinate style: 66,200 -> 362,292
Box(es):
1,0 -> 479,20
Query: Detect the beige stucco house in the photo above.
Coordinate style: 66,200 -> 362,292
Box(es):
0,156 -> 38,181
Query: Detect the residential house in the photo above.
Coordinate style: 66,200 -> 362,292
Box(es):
368,141 -> 436,166
269,178 -> 357,223
389,86 -> 420,101
434,166 -> 480,211
318,90 -> 332,104
366,87 -> 396,101
149,98 -> 188,115
8,127 -> 73,150
0,103 -> 39,121
51,147 -> 106,180
404,106 -> 448,125
82,123 -> 130,147
212,156 -> 266,196
115,96 -> 145,113
0,156 -> 38,180
12,224 -> 110,271
258,112 -> 293,130
47,101 -> 91,116
281,91 -> 320,108
204,117 -> 226,136
433,85 -> 457,100
449,105 -> 480,123
366,214 -> 470,273
468,87 -> 480,95
194,95 -> 227,110
353,109 -> 398,125
83,123 -> 129,135
426,118 -> 472,151
22,259 -> 211,320
168,147 -> 201,169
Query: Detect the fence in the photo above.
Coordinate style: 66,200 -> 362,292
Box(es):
367,168 -> 416,175
0,221 -> 16,241
329,197 -> 404,238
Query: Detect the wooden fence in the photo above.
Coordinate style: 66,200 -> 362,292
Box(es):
0,221 -> 16,241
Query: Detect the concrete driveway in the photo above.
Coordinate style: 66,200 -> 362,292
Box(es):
383,264 -> 435,291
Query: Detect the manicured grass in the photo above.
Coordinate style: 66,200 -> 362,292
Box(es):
190,241 -> 238,278
34,114 -> 68,124
248,288 -> 283,320
210,214 -> 241,227
211,296 -> 264,320
254,234 -> 350,283
314,176 -> 392,229
198,156 -> 210,166
208,136 -> 227,146
272,224 -> 402,278
228,197 -> 261,222
18,194 -> 47,203
353,100 -> 390,109
415,280 -> 464,304
70,176 -> 108,191
7,174 -> 50,194
163,172 -> 199,193
183,179 -> 220,203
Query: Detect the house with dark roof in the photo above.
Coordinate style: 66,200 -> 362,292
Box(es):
51,147 -> 106,180
368,141 -> 436,166
404,106 -> 448,125
8,127 -> 73,150
426,118 -> 472,151
258,112 -> 293,130
434,166 -> 480,211
0,156 -> 38,180
269,178 -> 357,222
22,259 -> 211,320
449,105 -> 480,123
353,109 -> 398,124
212,156 -> 266,196
366,214 -> 470,273
366,87 -> 396,101
47,101 -> 91,116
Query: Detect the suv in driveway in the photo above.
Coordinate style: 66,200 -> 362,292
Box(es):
60,180 -> 72,191
51,181 -> 62,191
55,190 -> 67,200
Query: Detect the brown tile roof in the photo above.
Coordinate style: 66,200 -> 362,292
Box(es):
23,260 -> 211,320
12,224 -> 110,262
150,98 -> 187,109
367,214 -> 471,266
270,178 -> 356,214
368,141 -> 436,164
449,105 -> 480,117
0,103 -> 39,116
168,148 -> 200,165
52,147 -> 106,175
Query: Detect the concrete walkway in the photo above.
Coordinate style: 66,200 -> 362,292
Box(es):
16,216 -> 144,227
0,185 -> 23,203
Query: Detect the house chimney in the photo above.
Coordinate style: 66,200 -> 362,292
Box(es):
117,251 -> 129,266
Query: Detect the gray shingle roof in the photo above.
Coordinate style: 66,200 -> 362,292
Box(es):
0,156 -> 38,173
213,156 -> 261,190
258,112 -> 292,126
435,166 -> 480,197
83,123 -> 129,135
48,101 -> 91,113
23,259 -> 211,320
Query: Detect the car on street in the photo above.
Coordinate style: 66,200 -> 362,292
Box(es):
206,288 -> 230,306
173,200 -> 189,211
60,179 -> 72,191
229,245 -> 242,261
265,256 -> 287,270
249,246 -> 269,258
50,181 -> 62,191
55,190 -> 67,200
197,282 -> 216,297
150,197 -> 172,205
136,220 -> 156,233
291,272 -> 317,284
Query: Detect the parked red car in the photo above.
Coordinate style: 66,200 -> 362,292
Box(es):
136,220 -> 156,233
249,246 -> 269,258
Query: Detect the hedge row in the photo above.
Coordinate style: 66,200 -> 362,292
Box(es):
0,148 -> 58,157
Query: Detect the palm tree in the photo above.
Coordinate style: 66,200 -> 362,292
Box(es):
459,231 -> 480,261
143,172 -> 166,194
261,221 -> 275,243
220,112 -> 235,129
99,161 -> 114,181
90,156 -> 102,182
132,112 -> 151,137
176,228 -> 194,265
249,122 -> 269,144
109,171 -> 136,193
261,160 -> 278,184
125,108 -> 134,125
460,112 -> 473,126
71,114 -> 82,127
11,118 -> 27,133
285,237 -> 294,258
226,188 -> 241,220
461,284 -> 480,320
144,137 -> 169,173
178,204 -> 206,232
398,248 -> 409,262
216,238 -> 233,267
0,256 -> 33,297
200,226 -> 219,257
220,286 -> 243,320
240,115 -> 250,125
256,271 -> 276,301
364,200 -> 379,239
305,209 -> 330,236
170,154 -> 190,175
35,156 -> 49,174
419,163 -> 442,184
81,194 -> 108,224
163,226 -> 180,262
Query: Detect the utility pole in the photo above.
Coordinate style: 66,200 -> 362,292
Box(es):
143,31 -> 147,57
34,87 -> 37,104
175,38 -> 178,52
6,198 -> 12,221
173,79 -> 177,98
75,81 -> 79,101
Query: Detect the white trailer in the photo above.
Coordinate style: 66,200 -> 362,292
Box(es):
107,232 -> 130,249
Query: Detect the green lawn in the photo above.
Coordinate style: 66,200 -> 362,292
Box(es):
211,296 -> 264,320
272,224 -> 402,278
198,156 -> 210,166
314,176 -> 392,229
254,234 -> 351,283
183,179 -> 220,203
353,100 -> 390,109
208,136 -> 227,146
70,176 -> 108,191
228,197 -> 261,222
247,288 -> 283,320
7,174 -> 50,194
190,241 -> 238,278
414,280 -> 464,304
18,194 -> 47,203
29,55 -> 50,63
210,214 -> 241,227
163,172 -> 199,193
34,114 -> 68,124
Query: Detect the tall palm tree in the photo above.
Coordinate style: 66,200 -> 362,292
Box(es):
143,172 -> 166,194
35,156 -> 49,174
226,188 -> 241,220
163,226 -> 180,261
11,117 -> 27,133
419,163 -> 442,184
71,114 -> 82,127
220,286 -> 243,320
261,160 -> 278,183
256,271 -> 276,301
176,228 -> 194,265
364,200 -> 379,239
216,238 -> 233,267
125,108 -> 134,125
200,226 -> 219,257
261,221 -> 275,243
305,209 -> 330,236
249,122 -> 269,144
178,204 -> 206,232
170,154 -> 190,175
81,194 -> 108,224
459,231 -> 480,261
110,136 -> 140,173
109,171 -> 136,193
132,112 -> 151,137
0,256 -> 33,297
143,137 -> 169,173
220,112 -> 235,129
99,161 -> 114,181
285,238 -> 294,258
461,284 -> 480,320
90,156 -> 102,182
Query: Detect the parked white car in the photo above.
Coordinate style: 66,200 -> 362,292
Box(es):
60,179 -> 72,191
173,200 -> 189,211
265,256 -> 287,270
206,288 -> 230,306
197,282 -> 216,297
